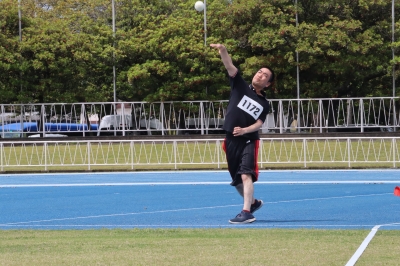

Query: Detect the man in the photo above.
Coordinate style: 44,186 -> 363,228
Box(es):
210,43 -> 274,224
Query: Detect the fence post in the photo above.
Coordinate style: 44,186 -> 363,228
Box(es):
393,97 -> 397,132
360,99 -> 364,133
41,105 -> 46,137
131,141 -> 134,170
217,139 -> 220,169
19,104 -> 24,139
0,143 -> 3,172
348,138 -> 351,168
303,139 -> 307,168
297,99 -> 301,133
87,142 -> 91,171
279,100 -> 284,133
160,102 -> 165,136
121,103 -> 125,137
200,102 -> 204,135
319,99 -> 323,133
81,103 -> 86,137
44,142 -> 47,171
174,140 -> 177,170
1,105 -> 4,138
393,138 -> 396,168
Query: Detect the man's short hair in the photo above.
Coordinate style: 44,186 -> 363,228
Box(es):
264,66 -> 275,83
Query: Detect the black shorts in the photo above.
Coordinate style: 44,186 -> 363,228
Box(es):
222,135 -> 260,186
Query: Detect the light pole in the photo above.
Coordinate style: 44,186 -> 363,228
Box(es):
294,0 -> 300,132
392,0 -> 396,131
18,0 -> 22,42
392,0 -> 395,98
112,0 -> 116,103
194,1 -> 207,134
111,0 -> 117,136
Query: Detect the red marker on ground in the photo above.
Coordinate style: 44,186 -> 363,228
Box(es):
394,186 -> 400,197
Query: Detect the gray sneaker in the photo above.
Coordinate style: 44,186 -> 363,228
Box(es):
229,211 -> 256,224
250,199 -> 263,214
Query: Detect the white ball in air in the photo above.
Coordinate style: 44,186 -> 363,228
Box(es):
194,1 -> 204,12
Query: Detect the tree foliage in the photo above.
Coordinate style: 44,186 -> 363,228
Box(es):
0,0 -> 399,104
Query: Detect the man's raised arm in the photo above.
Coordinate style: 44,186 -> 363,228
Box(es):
210,44 -> 238,77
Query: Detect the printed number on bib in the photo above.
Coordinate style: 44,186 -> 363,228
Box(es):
237,95 -> 263,120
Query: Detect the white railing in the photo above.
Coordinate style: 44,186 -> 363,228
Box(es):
1,137 -> 400,171
1,97 -> 399,138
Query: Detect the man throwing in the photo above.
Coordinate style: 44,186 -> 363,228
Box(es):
210,43 -> 275,224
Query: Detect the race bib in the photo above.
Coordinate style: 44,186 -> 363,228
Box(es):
237,95 -> 263,120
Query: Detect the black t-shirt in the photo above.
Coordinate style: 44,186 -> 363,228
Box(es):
223,71 -> 269,140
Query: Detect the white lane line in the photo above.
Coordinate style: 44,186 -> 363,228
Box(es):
0,181 -> 399,187
345,225 -> 381,266
0,182 -> 230,187
0,193 -> 391,226
345,222 -> 400,266
0,204 -> 242,225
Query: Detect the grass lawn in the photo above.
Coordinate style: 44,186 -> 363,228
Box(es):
2,229 -> 400,265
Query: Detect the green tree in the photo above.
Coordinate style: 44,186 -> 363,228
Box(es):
1,0 -> 399,104
0,0 -> 24,103
18,0 -> 115,103
212,0 -> 396,99
116,0 -> 217,101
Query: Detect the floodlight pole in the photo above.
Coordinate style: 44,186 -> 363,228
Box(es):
202,0 -> 207,135
18,0 -> 22,42
393,0 -> 396,98
392,0 -> 397,131
18,0 -> 23,138
195,1 -> 207,134
203,0 -> 207,47
111,0 -> 118,136
112,0 -> 117,103
203,0 -> 207,98
295,0 -> 300,132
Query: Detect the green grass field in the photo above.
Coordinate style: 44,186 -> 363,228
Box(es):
0,229 -> 399,265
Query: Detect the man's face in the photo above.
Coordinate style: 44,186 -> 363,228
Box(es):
252,68 -> 272,89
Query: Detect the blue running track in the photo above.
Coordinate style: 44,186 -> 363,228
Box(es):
0,170 -> 399,230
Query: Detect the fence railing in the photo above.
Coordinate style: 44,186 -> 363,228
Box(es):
1,97 -> 399,138
1,137 -> 400,172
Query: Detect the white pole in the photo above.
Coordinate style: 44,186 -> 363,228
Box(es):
203,1 -> 208,97
295,0 -> 300,132
18,0 -> 24,139
393,0 -> 397,131
393,0 -> 396,97
18,0 -> 22,42
112,0 -> 117,136
295,0 -> 299,100
203,0 -> 207,47
112,0 -> 117,103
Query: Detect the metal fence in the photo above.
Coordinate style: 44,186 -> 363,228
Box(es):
1,97 -> 399,138
1,136 -> 400,172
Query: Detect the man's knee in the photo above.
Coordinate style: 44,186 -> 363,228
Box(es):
241,173 -> 252,183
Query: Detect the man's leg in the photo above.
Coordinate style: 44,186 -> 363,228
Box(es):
229,174 -> 256,224
241,174 -> 254,212
235,182 -> 255,206
235,177 -> 263,214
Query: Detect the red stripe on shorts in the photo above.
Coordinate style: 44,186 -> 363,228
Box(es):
254,139 -> 260,180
